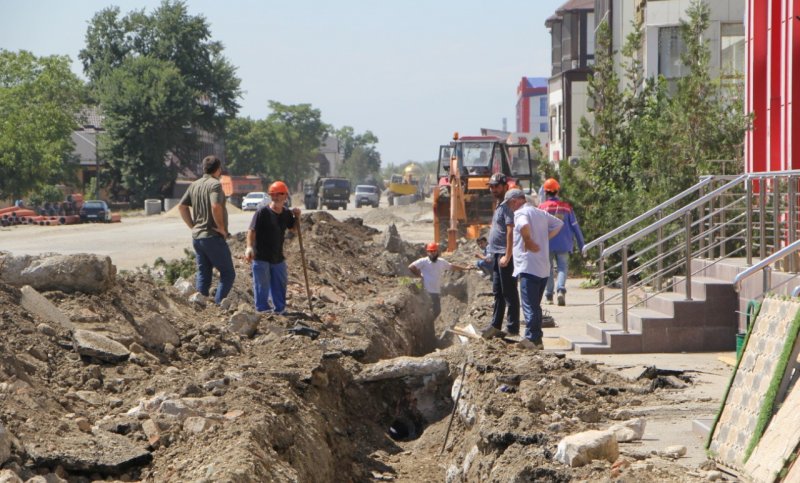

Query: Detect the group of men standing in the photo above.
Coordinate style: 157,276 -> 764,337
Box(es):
178,155 -> 299,313
177,155 -> 584,349
481,172 -> 584,350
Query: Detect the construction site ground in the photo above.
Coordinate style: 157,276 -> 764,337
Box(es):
0,199 -> 736,482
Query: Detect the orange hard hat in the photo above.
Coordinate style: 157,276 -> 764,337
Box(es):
426,242 -> 439,253
543,178 -> 560,192
268,180 -> 289,194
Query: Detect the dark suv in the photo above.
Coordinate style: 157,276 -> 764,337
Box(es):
79,200 -> 111,223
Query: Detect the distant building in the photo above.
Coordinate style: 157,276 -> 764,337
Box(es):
546,0 -> 595,163
515,77 -> 549,151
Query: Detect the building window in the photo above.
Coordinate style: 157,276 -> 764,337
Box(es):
540,122 -> 548,133
539,97 -> 547,117
721,23 -> 745,77
658,26 -> 687,79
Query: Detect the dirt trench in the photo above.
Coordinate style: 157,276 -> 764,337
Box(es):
0,211 -> 716,482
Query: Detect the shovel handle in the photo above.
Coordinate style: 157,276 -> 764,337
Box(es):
296,218 -> 314,315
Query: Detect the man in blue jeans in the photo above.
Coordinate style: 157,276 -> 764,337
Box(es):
538,178 -> 585,306
178,155 -> 235,304
245,180 -> 300,314
506,189 -> 563,349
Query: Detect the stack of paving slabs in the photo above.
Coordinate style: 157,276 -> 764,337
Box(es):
707,296 -> 800,481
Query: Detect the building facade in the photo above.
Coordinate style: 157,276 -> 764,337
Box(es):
546,0 -> 595,163
516,77 -> 550,151
745,0 -> 799,173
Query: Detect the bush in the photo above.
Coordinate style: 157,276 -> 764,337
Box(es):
154,249 -> 196,285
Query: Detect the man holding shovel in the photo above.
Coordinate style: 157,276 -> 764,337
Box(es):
245,180 -> 300,314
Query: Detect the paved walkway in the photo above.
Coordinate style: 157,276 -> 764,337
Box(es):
541,277 -> 737,469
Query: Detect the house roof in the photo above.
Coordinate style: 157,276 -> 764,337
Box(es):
556,0 -> 594,13
78,106 -> 104,129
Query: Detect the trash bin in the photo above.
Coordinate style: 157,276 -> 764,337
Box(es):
144,199 -> 161,216
163,198 -> 181,212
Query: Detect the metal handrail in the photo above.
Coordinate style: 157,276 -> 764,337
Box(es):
601,175 -> 746,258
733,239 -> 800,291
582,176 -> 717,255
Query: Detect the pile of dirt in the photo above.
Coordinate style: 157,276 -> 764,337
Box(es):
0,212 -> 720,482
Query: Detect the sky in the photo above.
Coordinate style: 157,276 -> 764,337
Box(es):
0,0 -> 565,166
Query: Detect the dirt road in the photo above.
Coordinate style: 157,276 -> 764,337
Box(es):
0,201 -> 435,270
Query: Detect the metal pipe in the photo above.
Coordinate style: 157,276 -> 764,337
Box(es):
773,176 -> 780,260
763,266 -> 771,296
621,245 -> 629,333
599,241 -> 606,323
746,177 -> 753,265
789,177 -> 797,273
685,212 -> 693,301
760,178 -> 767,260
656,209 -> 663,291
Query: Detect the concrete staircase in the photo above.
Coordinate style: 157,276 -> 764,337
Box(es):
569,275 -> 739,355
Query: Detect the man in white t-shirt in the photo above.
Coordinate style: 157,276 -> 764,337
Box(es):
408,242 -> 471,318
505,189 -> 563,349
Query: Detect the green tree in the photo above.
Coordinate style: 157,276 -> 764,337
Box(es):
335,126 -> 381,184
97,56 -> 194,203
79,0 -> 241,197
567,0 -> 750,243
225,117 -> 269,176
0,50 -> 85,200
263,101 -> 327,188
340,145 -> 382,185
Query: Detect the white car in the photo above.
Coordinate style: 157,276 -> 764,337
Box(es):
241,192 -> 267,211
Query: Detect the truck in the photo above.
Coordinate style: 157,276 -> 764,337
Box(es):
432,133 -> 536,252
313,177 -> 351,210
220,175 -> 265,207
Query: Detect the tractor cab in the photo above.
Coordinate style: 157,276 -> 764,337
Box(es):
433,134 -> 534,251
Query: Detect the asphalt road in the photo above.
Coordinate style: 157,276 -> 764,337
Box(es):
0,199 -> 431,271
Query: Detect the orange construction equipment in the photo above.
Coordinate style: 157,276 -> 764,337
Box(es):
432,132 -> 537,252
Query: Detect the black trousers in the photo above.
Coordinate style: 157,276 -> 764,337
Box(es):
488,253 -> 520,333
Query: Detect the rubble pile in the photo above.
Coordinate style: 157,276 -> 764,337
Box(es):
0,212 -> 722,482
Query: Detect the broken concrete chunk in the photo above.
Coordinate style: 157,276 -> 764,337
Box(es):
555,430 -> 619,467
228,311 -> 259,338
173,277 -> 195,296
608,418 -> 647,442
20,286 -> 74,331
355,356 -> 448,383
132,314 -> 180,349
0,253 -> 115,293
72,330 -> 130,363
0,423 -> 11,467
24,430 -> 151,474
382,223 -> 404,254
0,470 -> 22,483
660,445 -> 687,459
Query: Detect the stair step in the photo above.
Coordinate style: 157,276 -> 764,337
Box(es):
672,276 -> 735,299
616,307 -> 671,332
644,293 -> 708,321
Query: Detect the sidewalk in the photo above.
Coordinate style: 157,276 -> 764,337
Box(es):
543,277 -> 736,469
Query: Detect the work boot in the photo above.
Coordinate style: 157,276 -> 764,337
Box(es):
481,326 -> 502,339
519,338 -> 543,351
557,291 -> 565,306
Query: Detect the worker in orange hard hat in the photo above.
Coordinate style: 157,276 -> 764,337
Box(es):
538,177 -> 585,306
408,242 -> 472,318
245,179 -> 301,314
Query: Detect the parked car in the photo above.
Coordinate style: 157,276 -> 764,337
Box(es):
241,192 -> 267,211
355,185 -> 380,208
79,200 -> 111,223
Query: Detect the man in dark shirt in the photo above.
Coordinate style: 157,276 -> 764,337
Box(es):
481,172 -> 521,338
245,180 -> 301,314
178,155 -> 235,304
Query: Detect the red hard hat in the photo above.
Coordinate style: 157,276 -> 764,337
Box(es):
268,181 -> 289,194
543,178 -> 560,192
426,242 -> 439,253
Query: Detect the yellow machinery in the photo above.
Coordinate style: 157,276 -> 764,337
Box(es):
386,163 -> 426,205
432,133 -> 535,252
